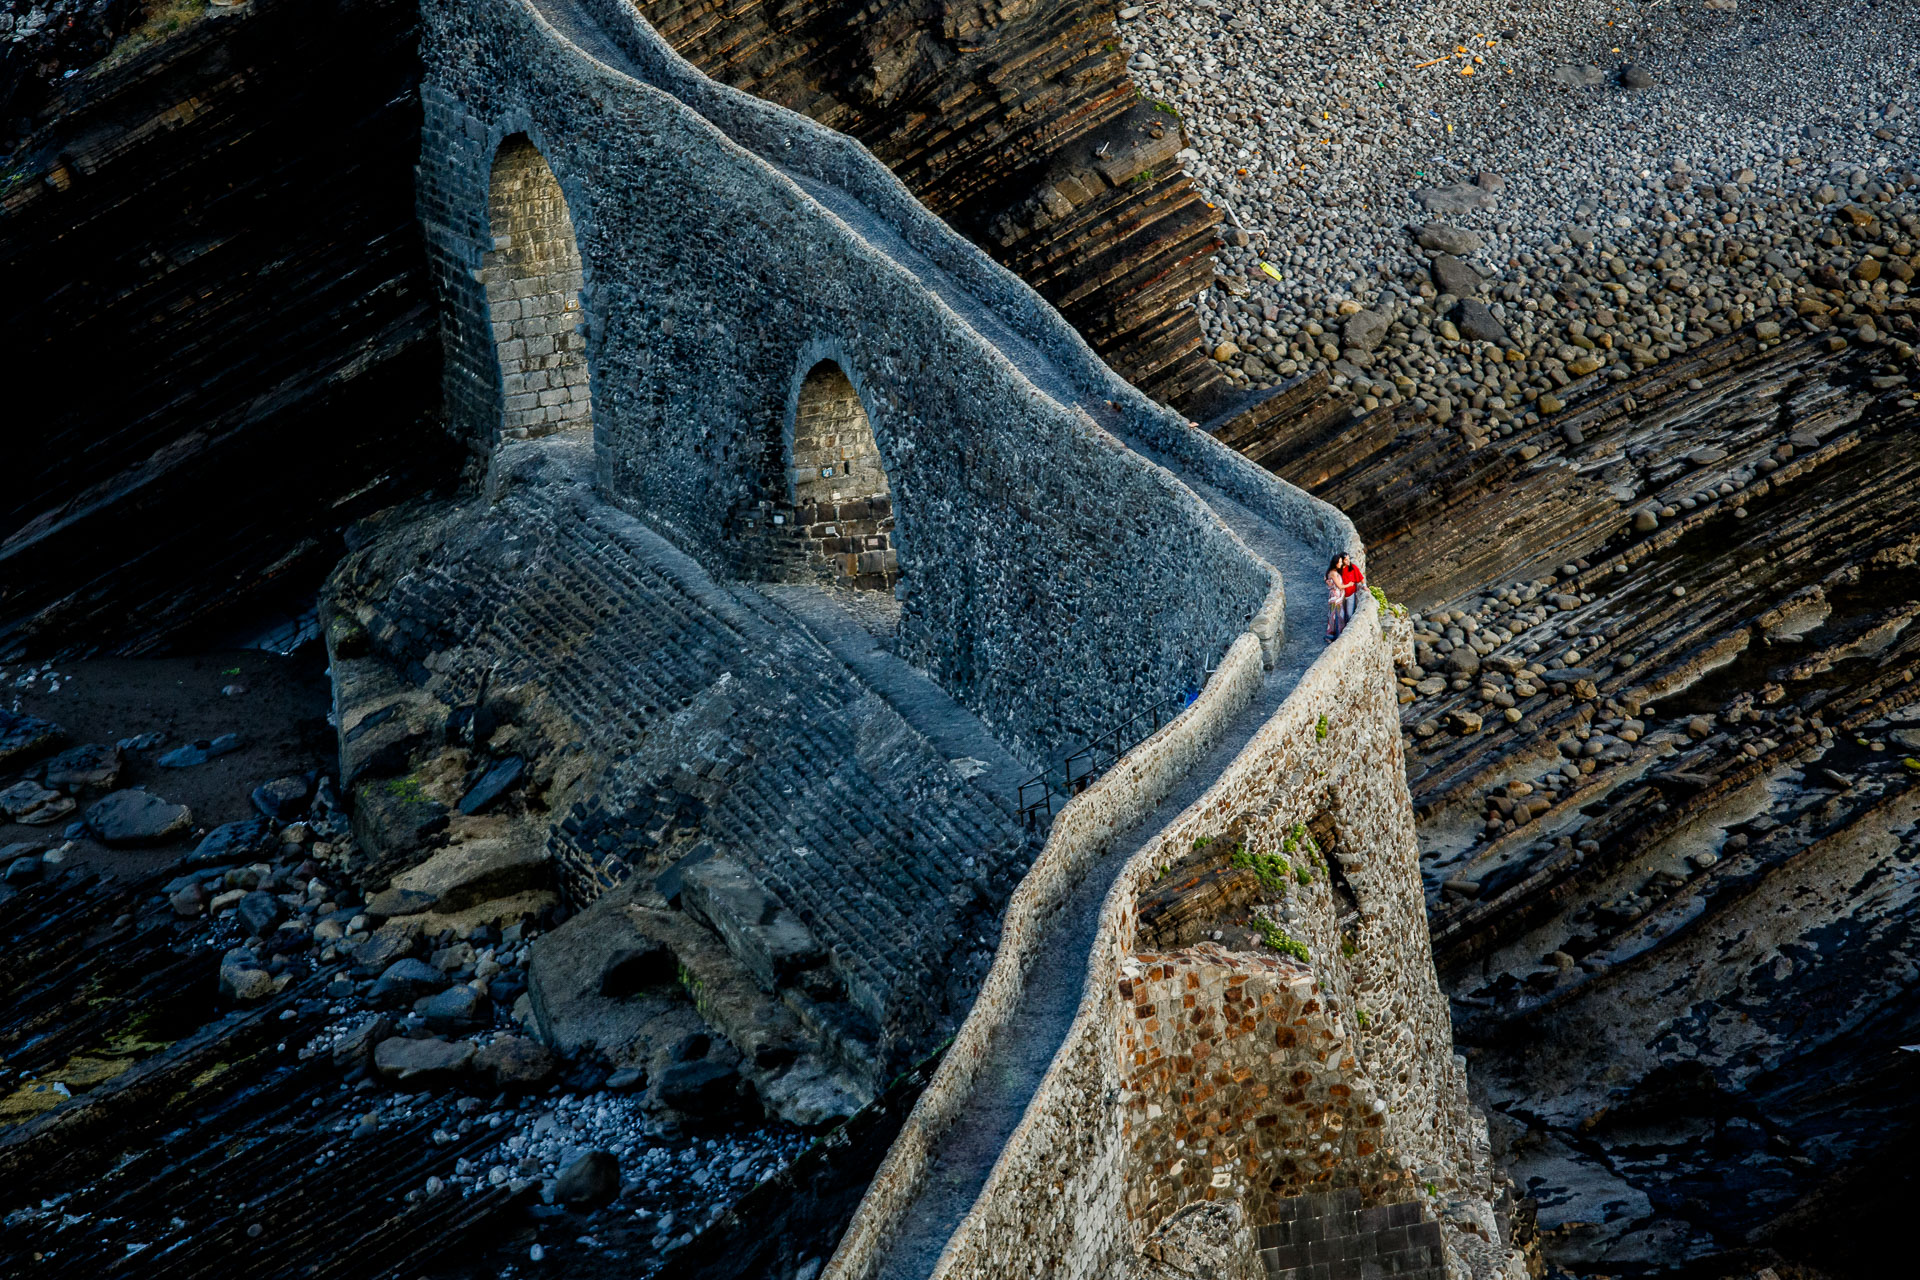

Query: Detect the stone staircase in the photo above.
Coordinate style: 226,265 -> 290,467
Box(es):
331,443 -> 1037,1105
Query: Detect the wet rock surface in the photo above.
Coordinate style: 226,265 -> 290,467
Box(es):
0,649 -> 834,1279
1230,308 -> 1917,1275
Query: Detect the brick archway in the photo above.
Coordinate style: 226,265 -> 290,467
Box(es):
734,357 -> 899,590
788,360 -> 897,590
483,134 -> 590,439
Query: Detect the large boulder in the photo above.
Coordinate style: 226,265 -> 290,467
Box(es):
679,854 -> 824,992
43,742 -> 122,791
474,1035 -> 556,1088
369,957 -> 447,1008
0,709 -> 63,770
372,1035 -> 475,1085
414,983 -> 489,1032
388,820 -> 550,913
1452,299 -> 1509,344
190,818 -> 278,865
1,781 -> 73,825
86,790 -> 193,846
553,1151 -> 621,1207
1429,254 -> 1483,298
1341,309 -> 1392,354
526,875 -> 671,1056
235,890 -> 286,939
1415,222 -> 1482,254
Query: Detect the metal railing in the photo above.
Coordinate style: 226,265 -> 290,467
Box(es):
1015,679 -> 1205,829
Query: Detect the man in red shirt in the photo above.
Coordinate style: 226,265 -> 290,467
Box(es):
1339,553 -> 1366,628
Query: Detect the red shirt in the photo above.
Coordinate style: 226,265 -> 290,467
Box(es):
1341,564 -> 1365,598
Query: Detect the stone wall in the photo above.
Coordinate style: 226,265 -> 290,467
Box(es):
829,589 -> 1524,1280
415,0 -> 1273,763
482,135 -> 592,439
625,0 -> 1234,411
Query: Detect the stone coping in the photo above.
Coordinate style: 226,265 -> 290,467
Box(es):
823,628 -> 1273,1280
917,597 -> 1389,1280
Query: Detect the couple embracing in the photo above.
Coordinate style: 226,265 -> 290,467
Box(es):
1324,552 -> 1365,642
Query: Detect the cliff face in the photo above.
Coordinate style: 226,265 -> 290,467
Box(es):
633,0 -> 1233,412
0,0 -> 455,658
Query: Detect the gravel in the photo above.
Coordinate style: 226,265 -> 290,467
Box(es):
1118,0 -> 1920,413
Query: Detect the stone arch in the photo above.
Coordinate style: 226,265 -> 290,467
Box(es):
482,133 -> 591,439
736,355 -> 900,590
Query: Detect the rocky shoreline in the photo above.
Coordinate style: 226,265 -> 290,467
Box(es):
0,654 -> 820,1277
1119,0 -> 1917,426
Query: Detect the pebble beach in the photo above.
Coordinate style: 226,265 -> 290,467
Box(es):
1118,0 -> 1920,431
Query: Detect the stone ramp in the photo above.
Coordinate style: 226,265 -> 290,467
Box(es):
871,514 -> 1326,1280
752,585 -> 1038,822
331,444 -> 1031,1087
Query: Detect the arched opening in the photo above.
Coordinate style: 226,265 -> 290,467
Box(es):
738,359 -> 899,590
482,134 -> 590,439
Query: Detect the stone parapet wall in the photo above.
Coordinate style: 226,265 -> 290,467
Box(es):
827,628 -> 1273,1280
840,597 -> 1523,1280
416,0 -> 1274,764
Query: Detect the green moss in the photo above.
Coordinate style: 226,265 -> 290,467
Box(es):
1149,99 -> 1182,120
1356,1007 -> 1371,1028
1230,846 -> 1292,893
1131,167 -> 1156,185
1255,919 -> 1310,963
1316,713 -> 1331,740
383,776 -> 427,803
1369,584 -> 1408,618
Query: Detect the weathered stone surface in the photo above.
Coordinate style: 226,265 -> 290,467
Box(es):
473,1035 -> 556,1087
369,958 -> 447,1008
389,823 -> 549,913
219,962 -> 276,1003
679,854 -> 825,993
455,756 -> 524,814
85,790 -> 192,846
235,890 -> 286,938
43,742 -> 122,790
156,735 -> 244,768
1415,223 -> 1482,255
552,1151 -> 620,1206
351,918 -> 424,972
632,0 -> 1231,411
414,983 -> 488,1031
190,818 -> 278,865
372,1035 -> 475,1084
1341,309 -> 1392,354
251,774 -> 313,820
654,1059 -> 742,1115
0,710 -> 63,769
0,781 -> 73,825
348,778 -> 449,885
331,1015 -> 395,1071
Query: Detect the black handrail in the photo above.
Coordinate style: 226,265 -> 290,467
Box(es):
1015,677 -> 1206,829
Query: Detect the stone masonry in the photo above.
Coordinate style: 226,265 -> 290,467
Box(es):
482,134 -> 592,438
383,0 -> 1530,1272
414,0 -> 1272,766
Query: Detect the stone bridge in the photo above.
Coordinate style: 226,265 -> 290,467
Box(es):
328,0 -> 1539,1276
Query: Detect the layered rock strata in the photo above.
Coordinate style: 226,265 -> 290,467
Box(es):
0,0 -> 454,658
632,0 -> 1233,410
1227,303 -> 1918,1274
